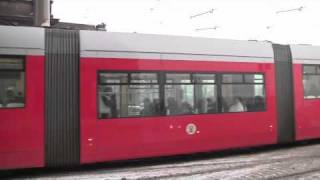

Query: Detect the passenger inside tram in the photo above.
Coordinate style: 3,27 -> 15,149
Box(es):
228,97 -> 246,112
152,98 -> 161,115
140,98 -> 154,116
100,92 -> 118,118
180,101 -> 193,114
3,87 -> 24,107
206,98 -> 217,113
167,97 -> 180,115
253,96 -> 265,111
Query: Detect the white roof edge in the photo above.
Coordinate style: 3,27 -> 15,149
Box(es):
290,44 -> 320,61
80,30 -> 274,60
0,25 -> 45,55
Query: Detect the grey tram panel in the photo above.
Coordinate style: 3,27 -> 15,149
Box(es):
272,44 -> 295,144
45,29 -> 80,167
80,30 -> 274,63
0,25 -> 44,55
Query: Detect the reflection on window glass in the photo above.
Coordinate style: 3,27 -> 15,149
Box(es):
100,73 -> 128,84
131,73 -> 158,83
0,58 -> 24,70
244,74 -> 264,83
165,84 -> 194,115
98,85 -> 119,118
304,66 -> 317,74
97,71 -> 266,119
222,74 -> 243,83
193,74 -> 215,83
0,58 -> 25,108
98,72 -> 160,118
166,73 -> 191,83
194,84 -> 217,114
303,75 -> 320,99
222,74 -> 265,113
303,65 -> 320,99
165,73 -> 195,115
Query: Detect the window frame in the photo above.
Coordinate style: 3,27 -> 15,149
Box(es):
97,70 -> 162,119
97,71 -> 267,120
221,73 -> 266,113
0,55 -> 26,109
302,64 -> 320,100
164,72 -> 217,116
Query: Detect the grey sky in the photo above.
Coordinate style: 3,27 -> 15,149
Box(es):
53,0 -> 320,45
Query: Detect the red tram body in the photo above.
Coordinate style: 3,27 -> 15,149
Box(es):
0,26 -> 319,170
291,45 -> 320,140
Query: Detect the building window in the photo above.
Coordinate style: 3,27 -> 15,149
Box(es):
98,72 -> 160,118
221,74 -> 265,112
303,65 -> 320,99
0,57 -> 25,108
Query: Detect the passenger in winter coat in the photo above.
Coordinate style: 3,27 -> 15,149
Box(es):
228,97 -> 246,112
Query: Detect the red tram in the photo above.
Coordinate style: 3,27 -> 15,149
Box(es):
0,25 -> 319,170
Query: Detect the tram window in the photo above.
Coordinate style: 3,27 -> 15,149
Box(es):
222,74 -> 243,83
193,74 -> 217,114
0,57 -> 25,108
221,74 -> 265,113
131,73 -> 158,83
165,85 -> 194,115
98,71 -> 267,118
98,72 -> 160,119
193,74 -> 215,83
166,73 -> 191,83
303,65 -> 320,99
99,73 -> 128,84
165,73 -> 194,115
304,66 -> 317,74
244,74 -> 264,83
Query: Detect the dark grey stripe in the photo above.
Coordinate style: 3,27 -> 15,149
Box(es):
272,44 -> 295,144
45,29 -> 80,167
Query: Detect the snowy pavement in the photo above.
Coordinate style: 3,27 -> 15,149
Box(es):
5,141 -> 320,180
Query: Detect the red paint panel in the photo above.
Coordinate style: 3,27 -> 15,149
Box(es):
80,58 -> 277,164
294,64 -> 320,140
0,56 -> 45,170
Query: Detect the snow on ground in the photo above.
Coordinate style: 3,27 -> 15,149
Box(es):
5,141 -> 320,180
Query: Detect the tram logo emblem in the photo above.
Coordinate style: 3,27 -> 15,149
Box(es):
186,123 -> 197,135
